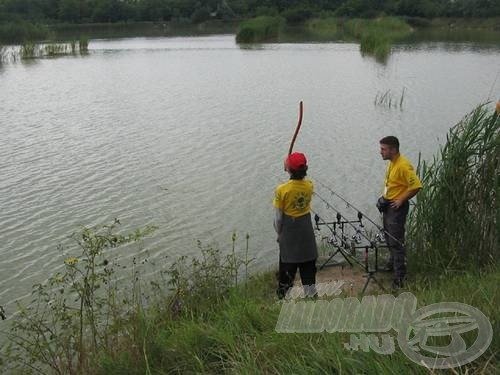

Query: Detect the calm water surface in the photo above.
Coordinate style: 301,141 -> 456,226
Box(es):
1,34 -> 499,308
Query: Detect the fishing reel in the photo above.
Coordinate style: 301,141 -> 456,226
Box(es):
351,230 -> 363,244
327,234 -> 340,247
375,231 -> 386,243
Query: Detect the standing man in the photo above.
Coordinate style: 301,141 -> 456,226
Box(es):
379,136 -> 422,289
273,152 -> 318,299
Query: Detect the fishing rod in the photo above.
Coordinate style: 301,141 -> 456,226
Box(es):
282,101 -> 304,171
312,176 -> 404,247
288,101 -> 304,156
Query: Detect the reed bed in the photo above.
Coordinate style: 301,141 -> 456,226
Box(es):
44,43 -> 69,56
408,103 -> 499,273
0,43 -> 6,63
1,37 -> 90,63
236,16 -> 284,43
20,41 -> 39,59
344,17 -> 413,60
79,36 -> 89,53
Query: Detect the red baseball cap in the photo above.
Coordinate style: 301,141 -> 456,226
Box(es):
285,152 -> 307,171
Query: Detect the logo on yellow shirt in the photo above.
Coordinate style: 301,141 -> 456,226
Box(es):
293,192 -> 309,211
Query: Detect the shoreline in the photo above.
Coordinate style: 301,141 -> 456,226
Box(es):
1,17 -> 499,45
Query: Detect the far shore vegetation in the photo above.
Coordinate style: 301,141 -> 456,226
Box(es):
1,102 -> 498,374
1,0 -> 500,64
1,0 -> 500,44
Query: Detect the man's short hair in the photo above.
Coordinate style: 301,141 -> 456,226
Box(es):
380,136 -> 399,151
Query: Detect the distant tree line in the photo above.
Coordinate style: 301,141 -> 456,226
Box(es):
0,0 -> 499,25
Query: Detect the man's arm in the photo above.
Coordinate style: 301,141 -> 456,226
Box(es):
390,188 -> 421,208
274,208 -> 283,241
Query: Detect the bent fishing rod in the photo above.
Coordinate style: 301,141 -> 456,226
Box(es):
288,101 -> 304,156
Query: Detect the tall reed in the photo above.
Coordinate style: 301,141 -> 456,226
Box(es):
0,43 -> 5,63
79,36 -> 89,53
20,41 -> 39,59
408,104 -> 499,273
44,43 -> 68,56
374,87 -> 406,109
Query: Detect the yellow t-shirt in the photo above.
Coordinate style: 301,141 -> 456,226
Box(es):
273,179 -> 313,217
383,154 -> 422,200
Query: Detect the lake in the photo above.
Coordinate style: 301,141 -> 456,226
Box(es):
1,33 -> 499,310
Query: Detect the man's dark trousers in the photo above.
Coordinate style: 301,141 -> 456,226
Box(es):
383,201 -> 409,281
277,259 -> 317,298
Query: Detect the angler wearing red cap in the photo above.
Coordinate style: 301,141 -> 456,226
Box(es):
273,152 -> 318,299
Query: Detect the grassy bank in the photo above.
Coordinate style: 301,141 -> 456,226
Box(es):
3,245 -> 497,374
97,267 -> 499,374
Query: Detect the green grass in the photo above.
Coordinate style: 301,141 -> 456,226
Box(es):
94,266 -> 499,374
236,16 -> 284,43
